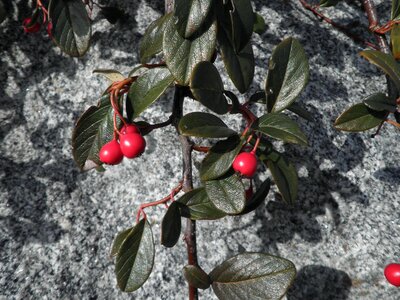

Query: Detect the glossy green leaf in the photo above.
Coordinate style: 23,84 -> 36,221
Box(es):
128,65 -> 148,77
360,50 -> 400,91
334,103 -> 387,132
218,0 -> 255,52
209,253 -> 296,300
190,62 -> 229,114
163,16 -> 217,85
179,112 -> 237,138
72,94 -> 121,171
261,150 -> 298,205
161,201 -> 182,248
249,91 -> 266,103
237,179 -> 271,215
266,38 -> 309,112
205,173 -> 246,214
139,13 -> 172,63
183,265 -> 211,290
115,219 -> 154,292
0,0 -> 6,24
178,188 -> 226,220
256,113 -> 308,146
93,69 -> 125,82
390,24 -> 400,60
174,0 -> 213,38
110,228 -> 133,257
287,102 -> 314,122
218,28 -> 255,93
48,0 -> 91,57
392,0 -> 400,20
253,13 -> 266,35
128,68 -> 174,118
200,135 -> 244,181
319,0 -> 340,7
363,92 -> 397,112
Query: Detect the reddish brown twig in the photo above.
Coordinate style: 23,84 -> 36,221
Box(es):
386,119 -> 400,128
298,0 -> 379,50
192,145 -> 210,153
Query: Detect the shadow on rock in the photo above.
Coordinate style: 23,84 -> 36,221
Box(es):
287,265 -> 352,300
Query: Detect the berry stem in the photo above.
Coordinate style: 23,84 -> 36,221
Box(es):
251,135 -> 261,154
135,182 -> 183,223
192,145 -> 210,153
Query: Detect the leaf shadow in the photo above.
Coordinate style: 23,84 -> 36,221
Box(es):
287,265 -> 352,300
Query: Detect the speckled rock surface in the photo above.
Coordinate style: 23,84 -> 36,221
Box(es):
1,0 -> 399,299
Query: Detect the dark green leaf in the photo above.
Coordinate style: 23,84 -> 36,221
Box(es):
100,6 -> 124,24
128,65 -> 148,77
266,38 -> 309,112
115,219 -> 154,292
261,150 -> 298,205
110,228 -> 133,257
179,112 -> 237,138
0,0 -> 6,24
205,173 -> 246,214
237,178 -> 271,215
360,50 -> 400,91
163,16 -> 217,85
249,91 -> 266,103
139,13 -> 172,63
392,0 -> 400,20
253,13 -> 266,35
93,69 -> 125,82
48,0 -> 91,57
178,188 -> 226,220
319,0 -> 340,7
161,202 -> 182,248
174,0 -> 213,38
363,92 -> 397,112
223,90 -> 241,113
287,102 -> 314,122
128,68 -> 174,118
218,28 -> 255,93
72,94 -> 121,171
183,265 -> 211,290
256,113 -> 308,146
218,0 -> 255,52
200,135 -> 244,181
190,62 -> 229,114
334,103 -> 387,132
209,252 -> 296,300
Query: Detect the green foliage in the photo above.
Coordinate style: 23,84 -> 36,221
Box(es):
200,135 -> 244,181
266,38 -> 310,113
163,15 -> 217,85
179,112 -> 237,138
93,69 -> 125,82
174,0 -> 213,38
204,172 -> 246,214
183,265 -> 211,290
255,113 -> 308,146
128,68 -> 174,118
161,202 -> 182,248
319,0 -> 341,7
139,13 -> 172,63
72,94 -> 120,171
209,253 -> 296,300
190,62 -> 229,114
178,188 -> 227,220
110,227 -> 133,257
115,219 -> 155,292
334,103 -> 387,132
392,0 -> 400,20
253,13 -> 267,35
48,0 -> 91,57
237,179 -> 271,215
363,93 -> 397,112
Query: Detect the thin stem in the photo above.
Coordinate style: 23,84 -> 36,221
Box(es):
172,86 -> 198,300
192,145 -> 210,153
386,119 -> 400,128
298,0 -> 379,49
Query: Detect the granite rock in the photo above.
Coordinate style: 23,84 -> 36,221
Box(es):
1,0 -> 399,299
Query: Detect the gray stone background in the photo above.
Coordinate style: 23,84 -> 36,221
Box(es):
1,0 -> 400,299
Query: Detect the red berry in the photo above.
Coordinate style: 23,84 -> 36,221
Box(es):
120,133 -> 146,158
23,18 -> 41,33
232,152 -> 258,178
99,140 -> 123,165
47,22 -> 53,37
384,263 -> 400,287
121,124 -> 140,134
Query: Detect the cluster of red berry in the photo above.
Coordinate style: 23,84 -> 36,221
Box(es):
22,0 -> 52,35
99,124 -> 146,165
